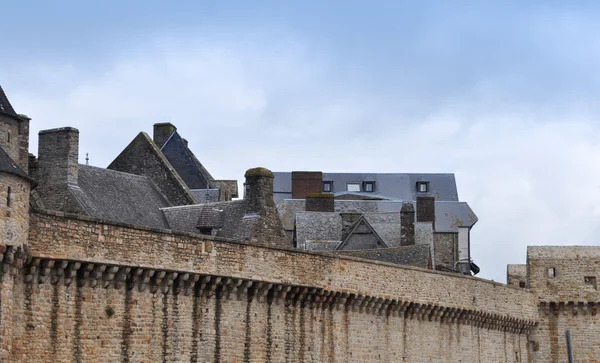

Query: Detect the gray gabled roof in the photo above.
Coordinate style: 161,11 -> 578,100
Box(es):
72,165 -> 172,229
279,199 -> 478,233
273,172 -> 459,202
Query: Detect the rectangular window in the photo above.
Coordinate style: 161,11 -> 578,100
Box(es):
547,267 -> 556,278
347,183 -> 360,192
363,181 -> 375,192
323,181 -> 333,192
417,181 -> 429,193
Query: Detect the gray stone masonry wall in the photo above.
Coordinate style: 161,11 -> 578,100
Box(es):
35,127 -> 84,213
507,264 -> 527,288
17,115 -> 29,172
434,232 -> 457,270
0,115 -> 21,167
244,167 -> 289,248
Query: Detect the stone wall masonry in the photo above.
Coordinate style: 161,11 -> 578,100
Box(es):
2,210 -> 543,361
527,246 -> 600,362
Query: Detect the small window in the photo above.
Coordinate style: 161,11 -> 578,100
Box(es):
547,267 -> 556,278
7,132 -> 10,143
323,181 -> 333,193
519,281 -> 526,288
417,181 -> 429,193
584,276 -> 597,290
363,181 -> 375,192
6,186 -> 11,207
347,183 -> 360,192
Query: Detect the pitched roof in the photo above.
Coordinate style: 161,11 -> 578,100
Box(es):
334,244 -> 431,269
72,165 -> 172,228
0,147 -> 34,184
160,131 -> 214,190
336,216 -> 388,250
279,199 -> 478,233
273,172 -> 459,202
108,132 -> 198,206
0,85 -> 19,120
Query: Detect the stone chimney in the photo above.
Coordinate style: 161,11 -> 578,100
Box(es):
400,202 -> 415,246
38,127 -> 79,187
291,171 -> 322,199
245,167 -> 275,214
341,212 -> 362,240
17,114 -> 30,172
153,122 -> 176,149
244,167 -> 289,247
306,193 -> 334,212
415,195 -> 436,268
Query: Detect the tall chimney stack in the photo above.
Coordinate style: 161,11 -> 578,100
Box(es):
153,122 -> 176,149
38,127 -> 79,187
306,193 -> 334,212
400,202 -> 415,246
245,167 -> 275,214
416,195 -> 435,230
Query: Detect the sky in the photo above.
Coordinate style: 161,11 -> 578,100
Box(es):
2,1 -> 600,282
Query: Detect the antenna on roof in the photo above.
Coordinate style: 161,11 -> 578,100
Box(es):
85,153 -> 89,165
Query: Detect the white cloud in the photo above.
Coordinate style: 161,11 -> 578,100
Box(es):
4,30 -> 600,282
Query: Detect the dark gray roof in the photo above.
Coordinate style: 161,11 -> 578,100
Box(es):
334,245 -> 431,269
162,200 -> 258,241
273,172 -> 459,202
279,199 -> 478,233
197,205 -> 224,228
0,147 -> 34,184
295,212 -> 343,248
161,131 -> 214,189
0,85 -> 19,120
72,165 -> 171,228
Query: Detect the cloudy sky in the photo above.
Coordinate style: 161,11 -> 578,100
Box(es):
2,1 -> 600,282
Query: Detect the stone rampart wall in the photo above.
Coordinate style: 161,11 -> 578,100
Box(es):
3,211 -> 541,362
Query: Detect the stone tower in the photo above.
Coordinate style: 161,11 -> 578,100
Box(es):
0,85 -> 34,359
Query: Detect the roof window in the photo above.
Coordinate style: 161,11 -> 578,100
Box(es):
347,183 -> 360,192
416,181 -> 429,193
363,181 -> 375,192
323,181 -> 333,193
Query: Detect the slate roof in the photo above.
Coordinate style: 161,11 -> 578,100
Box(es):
279,199 -> 478,233
161,131 -> 214,190
295,212 -> 343,248
0,147 -> 34,184
0,85 -> 19,120
162,200 -> 259,241
334,245 -> 431,269
273,172 -> 459,203
71,165 -> 172,229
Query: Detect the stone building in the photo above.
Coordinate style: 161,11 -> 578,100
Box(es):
1,84 -> 600,362
274,171 -> 478,274
109,122 -> 238,203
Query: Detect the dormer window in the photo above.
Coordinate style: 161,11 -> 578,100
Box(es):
347,182 -> 360,192
416,181 -> 429,193
323,181 -> 333,192
363,181 -> 375,192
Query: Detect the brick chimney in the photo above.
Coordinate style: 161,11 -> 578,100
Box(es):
306,193 -> 334,212
153,122 -> 176,148
291,171 -> 322,199
416,195 -> 435,230
38,127 -> 79,187
400,202 -> 415,246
